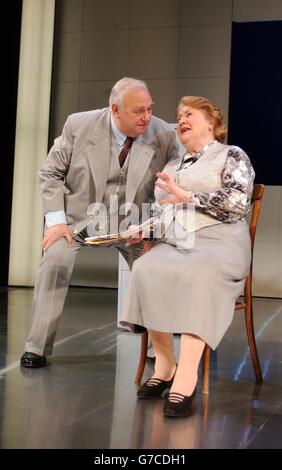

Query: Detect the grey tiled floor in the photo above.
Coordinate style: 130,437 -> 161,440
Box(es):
0,287 -> 281,449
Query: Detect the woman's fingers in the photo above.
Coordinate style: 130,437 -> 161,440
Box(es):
156,171 -> 170,180
160,197 -> 173,205
155,181 -> 169,191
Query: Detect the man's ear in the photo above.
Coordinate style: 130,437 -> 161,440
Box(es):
111,103 -> 119,117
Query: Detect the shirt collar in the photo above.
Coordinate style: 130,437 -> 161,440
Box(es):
110,113 -> 127,148
186,140 -> 217,161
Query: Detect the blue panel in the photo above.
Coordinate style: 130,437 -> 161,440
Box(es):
228,21 -> 282,185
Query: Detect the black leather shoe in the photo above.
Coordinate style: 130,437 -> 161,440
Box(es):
137,368 -> 176,399
20,352 -> 47,368
163,390 -> 196,418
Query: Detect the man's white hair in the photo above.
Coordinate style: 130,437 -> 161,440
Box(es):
109,77 -> 149,108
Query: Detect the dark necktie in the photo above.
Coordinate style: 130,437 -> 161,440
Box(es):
118,137 -> 134,168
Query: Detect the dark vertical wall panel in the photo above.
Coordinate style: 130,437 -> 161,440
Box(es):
228,21 -> 282,185
0,1 -> 22,286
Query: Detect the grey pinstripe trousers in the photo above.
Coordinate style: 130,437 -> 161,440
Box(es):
24,234 -> 142,356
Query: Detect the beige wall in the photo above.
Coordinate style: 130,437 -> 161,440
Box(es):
37,0 -> 282,296
9,0 -> 55,286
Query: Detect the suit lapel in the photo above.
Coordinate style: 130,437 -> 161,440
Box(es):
126,139 -> 154,202
86,110 -> 111,202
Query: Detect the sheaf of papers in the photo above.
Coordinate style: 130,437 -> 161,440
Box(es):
84,218 -> 156,245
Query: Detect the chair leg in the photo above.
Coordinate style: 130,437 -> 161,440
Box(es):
134,332 -> 148,383
202,344 -> 211,395
245,299 -> 263,383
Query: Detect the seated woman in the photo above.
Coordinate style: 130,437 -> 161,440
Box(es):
120,96 -> 255,418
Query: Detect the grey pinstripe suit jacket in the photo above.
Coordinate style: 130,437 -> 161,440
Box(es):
39,108 -> 179,235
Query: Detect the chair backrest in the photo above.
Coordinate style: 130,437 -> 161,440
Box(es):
248,184 -> 265,277
249,184 -> 265,252
201,183 -> 265,394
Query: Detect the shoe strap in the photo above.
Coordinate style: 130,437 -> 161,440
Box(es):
168,392 -> 186,402
145,377 -> 164,386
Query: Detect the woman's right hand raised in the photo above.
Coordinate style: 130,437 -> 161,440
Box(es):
155,172 -> 193,204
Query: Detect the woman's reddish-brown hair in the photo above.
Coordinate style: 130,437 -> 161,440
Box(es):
177,96 -> 227,143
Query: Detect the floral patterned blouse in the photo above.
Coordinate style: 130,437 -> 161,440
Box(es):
182,143 -> 255,222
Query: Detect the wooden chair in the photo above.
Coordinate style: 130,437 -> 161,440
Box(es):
135,184 -> 265,395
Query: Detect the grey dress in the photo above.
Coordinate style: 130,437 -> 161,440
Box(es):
120,141 -> 255,350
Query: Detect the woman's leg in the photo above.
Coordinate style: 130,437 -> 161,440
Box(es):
149,329 -> 177,380
170,333 -> 205,399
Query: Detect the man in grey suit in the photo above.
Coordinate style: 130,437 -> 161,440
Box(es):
20,77 -> 178,368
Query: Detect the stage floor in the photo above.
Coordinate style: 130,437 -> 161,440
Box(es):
0,287 -> 281,449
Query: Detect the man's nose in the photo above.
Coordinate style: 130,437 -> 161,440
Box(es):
142,111 -> 151,122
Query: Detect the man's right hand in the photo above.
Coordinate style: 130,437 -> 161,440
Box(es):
124,225 -> 144,245
42,224 -> 72,252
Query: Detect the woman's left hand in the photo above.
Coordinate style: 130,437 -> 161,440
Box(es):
155,172 -> 193,204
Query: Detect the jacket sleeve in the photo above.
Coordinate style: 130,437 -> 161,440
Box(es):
39,115 -> 74,215
191,147 -> 255,222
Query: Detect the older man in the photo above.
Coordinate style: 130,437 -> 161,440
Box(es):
20,77 -> 178,368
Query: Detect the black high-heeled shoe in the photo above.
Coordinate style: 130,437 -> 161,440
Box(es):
163,390 -> 196,417
137,369 -> 176,399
